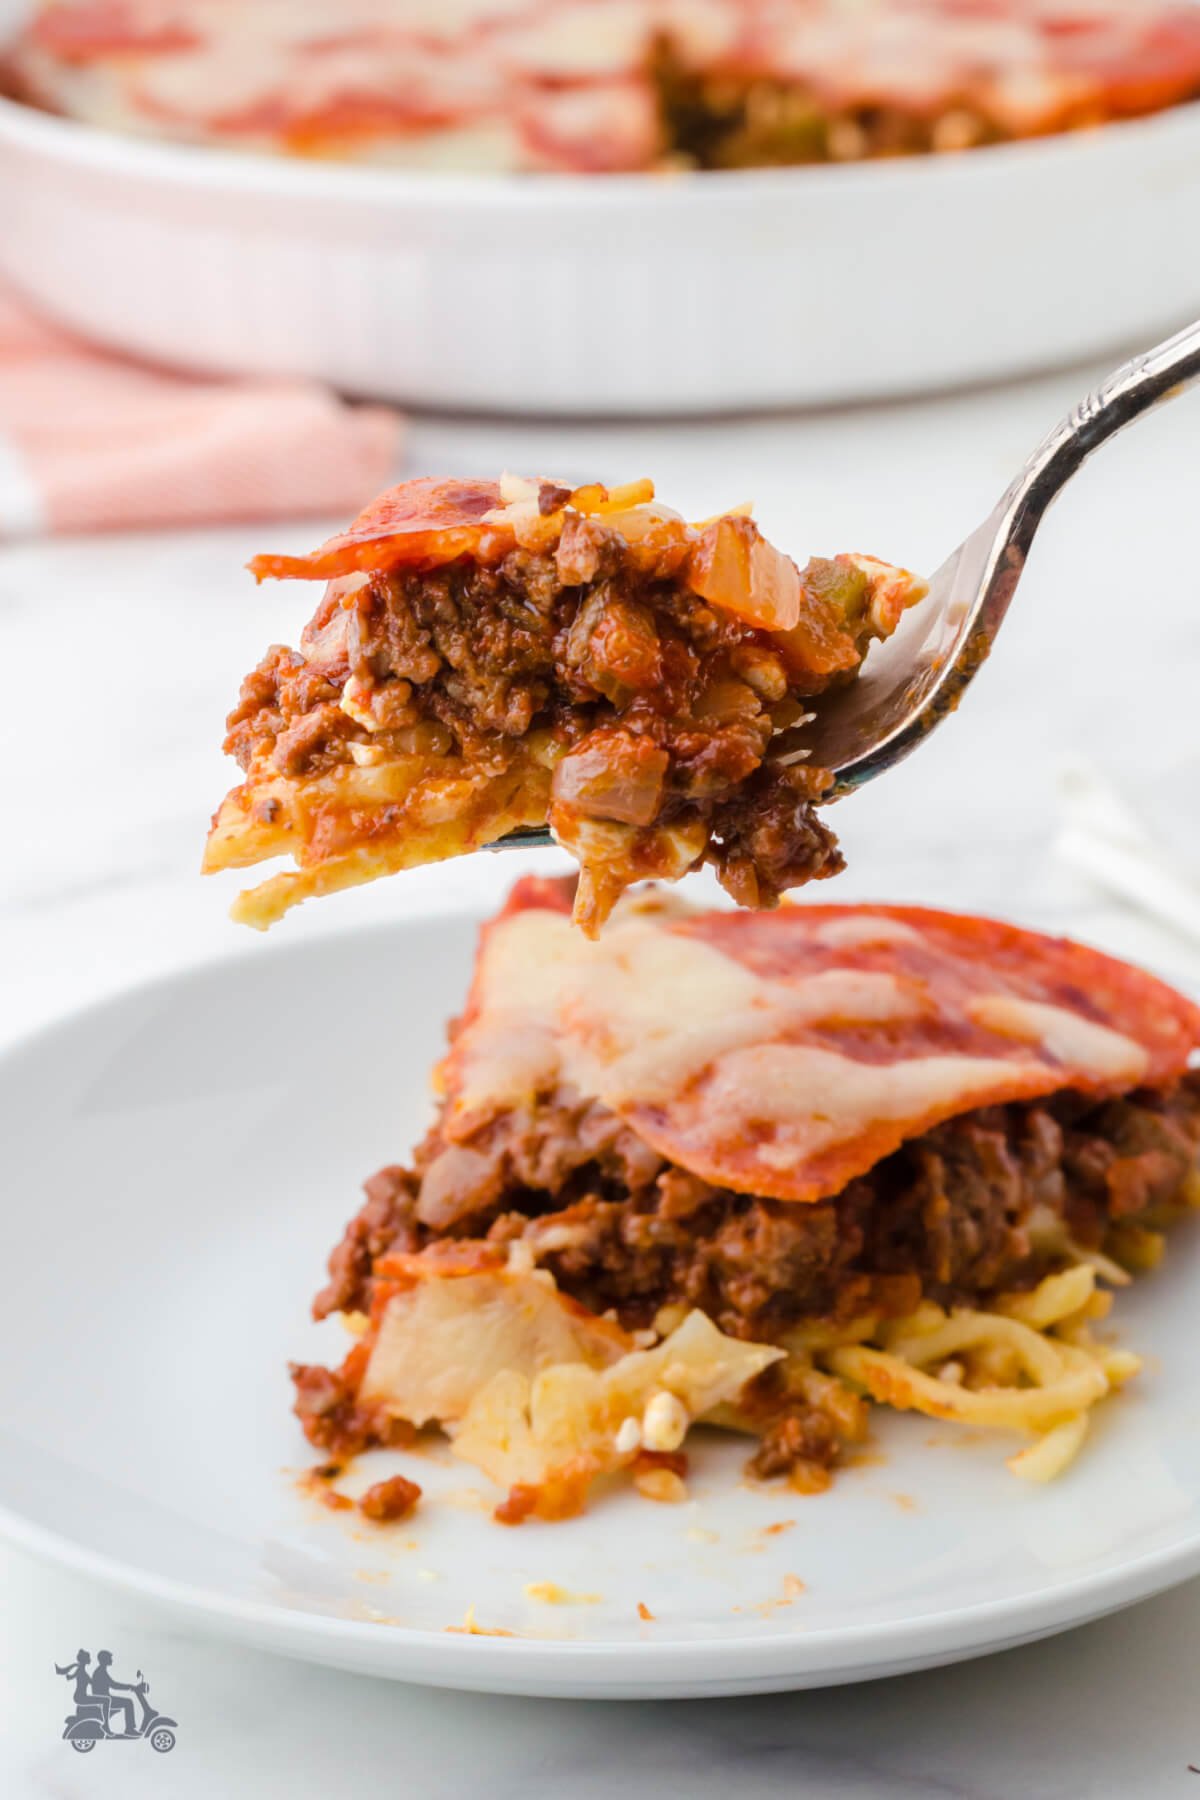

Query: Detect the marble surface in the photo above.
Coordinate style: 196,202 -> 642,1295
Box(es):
4,360 -> 1200,1795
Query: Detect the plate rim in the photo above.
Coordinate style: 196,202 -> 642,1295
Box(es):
5,1480 -> 1200,1686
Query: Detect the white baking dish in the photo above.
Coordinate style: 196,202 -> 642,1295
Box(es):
3,89 -> 1200,415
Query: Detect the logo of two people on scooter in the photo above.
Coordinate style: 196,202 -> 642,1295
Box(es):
55,1648 -> 178,1753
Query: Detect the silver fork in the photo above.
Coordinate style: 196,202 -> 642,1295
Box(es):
494,317 -> 1200,850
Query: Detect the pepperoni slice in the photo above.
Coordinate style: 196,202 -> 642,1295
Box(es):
448,881 -> 1200,1203
247,478 -> 503,581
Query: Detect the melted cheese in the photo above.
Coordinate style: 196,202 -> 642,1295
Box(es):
567,947 -> 929,1108
967,995 -> 1149,1085
701,1042 -> 1050,1170
455,904 -> 926,1118
813,915 -> 924,949
448,909 -> 590,1121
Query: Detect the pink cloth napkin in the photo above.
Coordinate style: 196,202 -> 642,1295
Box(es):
0,279 -> 402,536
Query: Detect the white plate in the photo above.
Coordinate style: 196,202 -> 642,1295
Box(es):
3,913 -> 1200,1699
3,90 -> 1200,414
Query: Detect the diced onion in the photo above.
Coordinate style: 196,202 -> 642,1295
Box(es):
551,734 -> 669,827
688,516 -> 801,631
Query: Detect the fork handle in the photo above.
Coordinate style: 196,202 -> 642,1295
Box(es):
1006,316 -> 1200,542
820,317 -> 1200,797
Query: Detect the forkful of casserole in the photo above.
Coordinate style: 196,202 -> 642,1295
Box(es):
204,317 -> 1200,935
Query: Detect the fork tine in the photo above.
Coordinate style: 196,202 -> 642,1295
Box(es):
490,827 -> 555,850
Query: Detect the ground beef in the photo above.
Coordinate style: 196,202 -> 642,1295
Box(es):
313,1164 -> 422,1322
289,1358 -> 415,1460
225,646 -> 356,777
707,761 -> 845,908
651,43 -> 1007,168
358,1474 -> 422,1523
317,1074 -> 1200,1343
225,521 -> 848,919
745,1407 -> 844,1484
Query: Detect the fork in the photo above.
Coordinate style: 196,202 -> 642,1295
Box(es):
493,316 -> 1200,850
